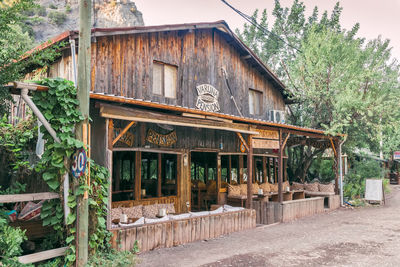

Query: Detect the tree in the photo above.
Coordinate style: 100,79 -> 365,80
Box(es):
0,0 -> 62,117
236,1 -> 400,181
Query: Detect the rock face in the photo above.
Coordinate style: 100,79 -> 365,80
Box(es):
28,0 -> 144,43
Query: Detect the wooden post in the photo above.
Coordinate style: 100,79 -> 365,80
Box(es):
228,155 -> 232,184
135,151 -> 141,200
262,156 -> 267,184
278,130 -> 283,203
76,0 -> 91,265
335,139 -> 340,195
267,157 -> 271,183
158,153 -> 162,197
239,155 -> 244,184
217,154 -> 221,204
247,135 -> 253,209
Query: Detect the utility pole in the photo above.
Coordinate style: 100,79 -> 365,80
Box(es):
76,0 -> 91,266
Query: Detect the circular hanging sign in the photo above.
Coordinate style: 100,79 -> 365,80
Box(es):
71,148 -> 87,178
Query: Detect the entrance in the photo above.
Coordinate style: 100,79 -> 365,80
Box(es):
190,152 -> 217,210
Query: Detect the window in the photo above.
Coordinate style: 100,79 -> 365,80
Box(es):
152,61 -> 177,98
249,89 -> 263,115
112,152 -> 135,201
141,152 -> 178,198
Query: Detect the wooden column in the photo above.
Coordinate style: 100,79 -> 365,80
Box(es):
262,156 -> 267,184
239,155 -> 244,184
247,135 -> 253,209
228,155 -> 232,184
157,153 -> 162,197
135,151 -> 141,200
267,157 -> 271,183
335,139 -> 340,195
217,154 -> 222,204
278,130 -> 283,203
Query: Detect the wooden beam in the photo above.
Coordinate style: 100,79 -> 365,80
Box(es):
18,247 -> 67,264
239,155 -> 244,184
228,155 -> 232,184
281,133 -> 291,150
236,132 -> 249,151
135,151 -> 141,200
217,154 -> 222,204
108,118 -> 114,150
100,103 -> 258,135
112,121 -> 136,146
91,94 -> 346,137
330,138 -> 337,157
0,192 -> 59,204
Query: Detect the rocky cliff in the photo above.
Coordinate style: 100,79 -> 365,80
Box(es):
27,0 -> 144,43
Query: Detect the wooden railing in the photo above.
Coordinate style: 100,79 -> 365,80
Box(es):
110,209 -> 256,252
112,196 -> 178,211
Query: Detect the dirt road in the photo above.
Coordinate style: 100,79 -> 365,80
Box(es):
138,185 -> 400,267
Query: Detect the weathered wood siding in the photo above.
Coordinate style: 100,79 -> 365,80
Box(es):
110,209 -> 256,252
47,28 -> 285,120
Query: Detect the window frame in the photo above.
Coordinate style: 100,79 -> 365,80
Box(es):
248,88 -> 263,115
152,60 -> 178,99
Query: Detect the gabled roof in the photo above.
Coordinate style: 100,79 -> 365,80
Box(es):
24,21 -> 291,102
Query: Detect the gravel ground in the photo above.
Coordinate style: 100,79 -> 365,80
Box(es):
138,185 -> 400,267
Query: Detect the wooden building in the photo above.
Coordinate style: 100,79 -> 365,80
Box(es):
19,21 -> 343,240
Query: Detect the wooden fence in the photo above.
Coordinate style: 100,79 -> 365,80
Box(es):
110,209 -> 256,252
253,197 -> 326,224
281,197 -> 324,222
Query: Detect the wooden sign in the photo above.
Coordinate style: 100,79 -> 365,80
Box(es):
195,84 -> 220,112
252,138 -> 279,149
113,128 -> 134,147
254,129 -> 279,139
146,128 -> 177,147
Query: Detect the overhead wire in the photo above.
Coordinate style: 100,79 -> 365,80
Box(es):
220,0 -> 301,53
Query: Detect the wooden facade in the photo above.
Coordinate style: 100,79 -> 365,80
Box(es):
17,21 -> 343,241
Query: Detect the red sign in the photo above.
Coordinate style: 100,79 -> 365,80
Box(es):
394,151 -> 400,160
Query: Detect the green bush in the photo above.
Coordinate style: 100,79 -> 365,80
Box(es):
344,159 -> 385,199
35,5 -> 47,17
87,246 -> 138,267
65,4 -> 71,13
49,4 -> 57,9
0,217 -> 28,266
48,11 -> 66,26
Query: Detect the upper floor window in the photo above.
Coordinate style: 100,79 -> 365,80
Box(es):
249,89 -> 263,115
152,61 -> 177,98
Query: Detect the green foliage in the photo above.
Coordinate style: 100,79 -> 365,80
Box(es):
236,0 -> 400,181
308,157 -> 335,183
343,159 -> 384,199
0,217 -> 28,266
30,78 -> 112,265
86,245 -> 138,267
0,0 -> 64,117
0,115 -> 37,186
48,3 -> 57,9
65,4 -> 71,13
48,11 -> 66,25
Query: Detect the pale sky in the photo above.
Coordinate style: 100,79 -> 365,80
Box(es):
134,0 -> 400,61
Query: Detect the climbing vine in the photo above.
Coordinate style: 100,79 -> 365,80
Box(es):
32,78 -> 110,265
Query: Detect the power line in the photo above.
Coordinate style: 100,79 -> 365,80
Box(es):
220,0 -> 301,53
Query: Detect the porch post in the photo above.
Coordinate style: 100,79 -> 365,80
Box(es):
335,139 -> 340,195
278,130 -> 283,203
217,154 -> 222,204
246,135 -> 253,209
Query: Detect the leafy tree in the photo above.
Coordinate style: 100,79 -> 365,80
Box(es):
236,0 -> 400,181
0,0 -> 62,117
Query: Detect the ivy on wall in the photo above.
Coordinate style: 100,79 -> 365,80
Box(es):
32,78 -> 111,265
